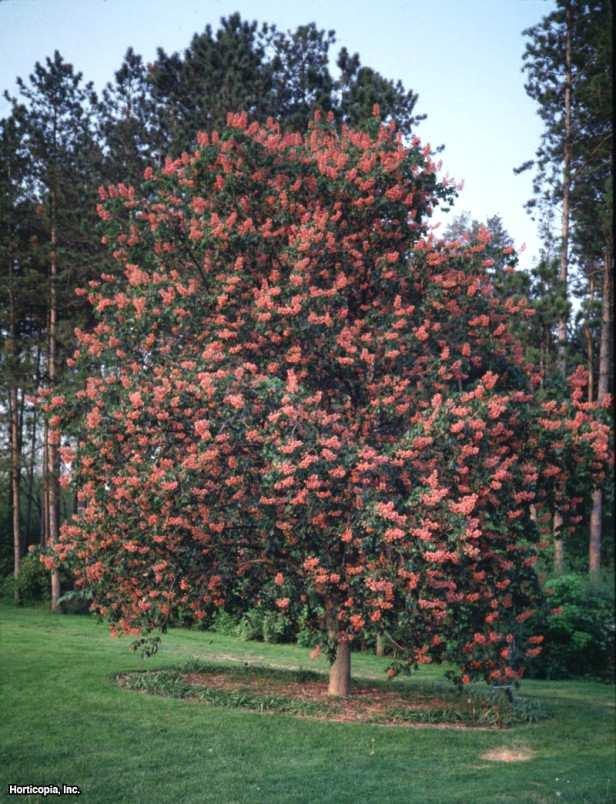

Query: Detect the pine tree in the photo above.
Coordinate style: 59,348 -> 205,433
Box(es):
568,2 -> 613,579
267,23 -> 336,131
0,115 -> 48,601
5,51 -> 104,608
149,14 -> 273,154
0,116 -> 26,602
144,13 -> 426,157
517,0 -> 613,575
336,47 -> 424,135
99,48 -> 159,183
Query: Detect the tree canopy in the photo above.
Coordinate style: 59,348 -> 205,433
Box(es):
43,112 -> 610,694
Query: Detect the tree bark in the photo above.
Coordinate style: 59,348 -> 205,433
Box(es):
596,253 -> 611,402
25,344 -> 41,546
589,491 -> 603,579
375,633 -> 385,657
328,639 -> 351,697
8,258 -> 22,604
42,417 -> 49,548
554,1 -> 573,572
584,270 -> 596,403
48,200 -> 61,610
584,324 -> 594,403
589,251 -> 612,581
553,512 -> 564,575
557,0 -> 573,377
326,608 -> 351,696
10,388 -> 22,605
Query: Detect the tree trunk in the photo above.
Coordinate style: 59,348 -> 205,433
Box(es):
326,608 -> 351,696
553,512 -> 564,575
48,202 -> 61,610
589,492 -> 602,578
589,251 -> 612,581
25,345 -> 41,546
557,0 -> 573,378
584,324 -> 594,403
8,261 -> 22,604
328,639 -> 351,697
584,270 -> 596,403
375,633 -> 385,657
42,417 -> 49,548
10,388 -> 22,604
553,2 -> 573,573
596,253 -> 611,400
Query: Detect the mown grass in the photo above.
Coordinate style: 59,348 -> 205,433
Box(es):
1,604 -> 614,803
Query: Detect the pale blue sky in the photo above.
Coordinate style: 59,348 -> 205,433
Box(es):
0,0 -> 555,271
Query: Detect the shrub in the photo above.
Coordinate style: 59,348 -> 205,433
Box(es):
211,609 -> 240,636
15,549 -> 51,603
295,605 -> 320,648
526,573 -> 615,681
212,607 -> 295,643
5,548 -> 87,611
236,607 -> 293,644
0,574 -> 16,602
296,627 -> 320,648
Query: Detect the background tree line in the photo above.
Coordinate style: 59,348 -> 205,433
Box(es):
0,5 -> 612,613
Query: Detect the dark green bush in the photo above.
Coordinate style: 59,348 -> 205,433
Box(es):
212,606 -> 294,643
296,626 -> 320,648
0,573 -> 16,601
15,549 -> 51,603
1,548 -> 82,609
295,605 -> 320,648
211,609 -> 240,636
236,607 -> 293,643
526,573 -> 615,681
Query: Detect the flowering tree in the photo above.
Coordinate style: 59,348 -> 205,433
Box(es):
45,111 -> 610,696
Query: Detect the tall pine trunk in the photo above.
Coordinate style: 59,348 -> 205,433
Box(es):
10,387 -> 21,604
589,251 -> 612,581
42,416 -> 49,548
8,310 -> 22,603
8,250 -> 22,603
553,0 -> 573,575
6,159 -> 24,604
48,201 -> 61,610
557,0 -> 573,372
25,344 -> 42,545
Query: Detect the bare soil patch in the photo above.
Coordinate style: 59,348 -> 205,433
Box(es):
480,746 -> 536,762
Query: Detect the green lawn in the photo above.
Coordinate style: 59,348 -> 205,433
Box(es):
1,605 -> 614,803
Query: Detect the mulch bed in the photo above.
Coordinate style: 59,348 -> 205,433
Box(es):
116,662 -> 541,728
178,670 -> 482,728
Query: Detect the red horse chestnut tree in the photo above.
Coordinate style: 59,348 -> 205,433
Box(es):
46,111 -> 610,696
